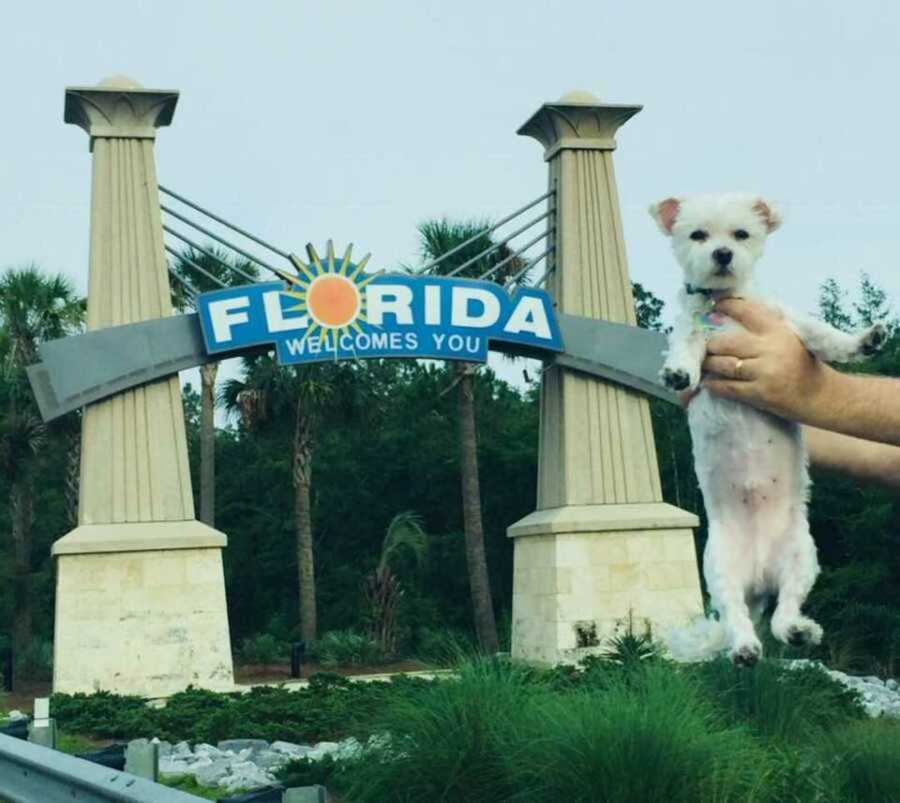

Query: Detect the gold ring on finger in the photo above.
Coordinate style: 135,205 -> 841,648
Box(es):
734,358 -> 744,379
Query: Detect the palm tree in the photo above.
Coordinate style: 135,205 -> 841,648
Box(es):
170,247 -> 259,527
417,219 -> 524,654
221,355 -> 342,645
364,511 -> 428,655
0,267 -> 83,682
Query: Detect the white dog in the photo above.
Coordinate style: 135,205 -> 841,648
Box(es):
650,193 -> 886,665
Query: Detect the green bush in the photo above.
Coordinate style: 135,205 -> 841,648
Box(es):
238,632 -> 287,665
413,626 -> 477,666
15,638 -> 53,682
311,630 -> 385,668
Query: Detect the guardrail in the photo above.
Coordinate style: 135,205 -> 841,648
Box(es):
0,733 -> 207,802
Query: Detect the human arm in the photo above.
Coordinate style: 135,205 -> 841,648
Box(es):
701,298 -> 900,446
804,426 -> 900,490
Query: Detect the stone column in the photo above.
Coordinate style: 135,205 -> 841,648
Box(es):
52,76 -> 234,696
508,91 -> 703,665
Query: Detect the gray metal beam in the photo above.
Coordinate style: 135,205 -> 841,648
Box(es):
0,734 -> 207,802
26,312 -> 674,422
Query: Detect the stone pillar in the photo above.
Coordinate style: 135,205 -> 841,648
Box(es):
52,76 -> 234,696
508,91 -> 703,665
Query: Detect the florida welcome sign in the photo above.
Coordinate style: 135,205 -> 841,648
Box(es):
196,243 -> 564,365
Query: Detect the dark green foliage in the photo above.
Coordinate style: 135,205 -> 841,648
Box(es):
50,674 -> 439,745
277,753 -> 351,790
239,633 -> 287,665
47,655 -> 896,803
310,630 -> 386,667
687,658 -> 864,742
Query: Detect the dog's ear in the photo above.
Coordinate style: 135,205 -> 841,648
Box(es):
753,199 -> 783,233
649,197 -> 681,235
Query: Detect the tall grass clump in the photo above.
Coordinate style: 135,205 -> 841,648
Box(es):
501,663 -> 775,803
821,719 -> 900,802
688,658 -> 864,743
340,658 -> 785,803
342,658 -> 536,802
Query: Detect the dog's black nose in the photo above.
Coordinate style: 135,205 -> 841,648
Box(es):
712,248 -> 733,267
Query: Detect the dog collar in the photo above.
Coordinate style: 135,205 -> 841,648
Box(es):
685,284 -> 716,297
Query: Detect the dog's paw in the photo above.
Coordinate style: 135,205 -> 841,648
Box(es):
859,323 -> 888,357
729,638 -> 762,668
661,366 -> 695,392
772,616 -> 823,647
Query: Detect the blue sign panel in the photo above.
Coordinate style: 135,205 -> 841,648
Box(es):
196,252 -> 563,365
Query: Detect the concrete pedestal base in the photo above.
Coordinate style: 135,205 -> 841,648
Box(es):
53,522 -> 234,697
508,502 -> 704,666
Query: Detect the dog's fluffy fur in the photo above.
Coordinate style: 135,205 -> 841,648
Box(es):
650,193 -> 886,665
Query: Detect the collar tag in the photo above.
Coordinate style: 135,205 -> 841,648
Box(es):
694,310 -> 727,332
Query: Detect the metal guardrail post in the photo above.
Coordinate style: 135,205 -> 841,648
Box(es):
0,733 -> 209,802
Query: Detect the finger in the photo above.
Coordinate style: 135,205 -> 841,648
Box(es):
714,298 -> 783,334
703,378 -> 751,401
705,331 -> 759,359
702,355 -> 759,380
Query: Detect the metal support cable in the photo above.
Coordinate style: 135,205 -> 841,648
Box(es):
161,204 -> 288,281
164,243 -> 227,289
535,264 -> 556,288
504,245 -> 554,287
415,190 -> 554,275
443,209 -> 553,278
167,265 -> 200,302
159,185 -> 291,259
477,228 -> 552,282
163,226 -> 258,284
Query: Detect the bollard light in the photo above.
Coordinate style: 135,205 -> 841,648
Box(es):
290,642 -> 304,679
0,646 -> 12,692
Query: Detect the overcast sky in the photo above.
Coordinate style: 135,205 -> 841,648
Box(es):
2,1 -> 899,392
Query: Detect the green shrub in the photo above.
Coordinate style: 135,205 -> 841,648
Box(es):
413,626 -> 477,666
239,633 -> 286,665
15,638 -> 53,682
311,630 -> 385,668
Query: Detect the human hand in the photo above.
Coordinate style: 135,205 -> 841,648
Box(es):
699,298 -> 834,422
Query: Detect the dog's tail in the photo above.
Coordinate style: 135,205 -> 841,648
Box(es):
663,616 -> 729,663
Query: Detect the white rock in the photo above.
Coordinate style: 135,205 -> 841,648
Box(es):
172,741 -> 192,758
159,757 -> 191,777
335,737 -> 363,759
271,740 -> 313,757
6,710 -> 26,722
219,760 -> 275,793
194,743 -> 226,759
195,759 -> 233,787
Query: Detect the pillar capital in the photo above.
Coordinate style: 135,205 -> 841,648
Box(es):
64,76 -> 178,150
517,90 -> 641,161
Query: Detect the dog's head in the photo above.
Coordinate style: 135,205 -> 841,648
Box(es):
649,193 -> 781,291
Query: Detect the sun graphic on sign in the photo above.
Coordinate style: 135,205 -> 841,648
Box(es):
279,240 -> 376,349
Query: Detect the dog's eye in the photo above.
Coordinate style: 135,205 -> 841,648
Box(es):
689,230 -> 708,242
734,229 -> 750,241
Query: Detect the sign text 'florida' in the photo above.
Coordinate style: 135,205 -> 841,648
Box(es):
196,243 -> 563,365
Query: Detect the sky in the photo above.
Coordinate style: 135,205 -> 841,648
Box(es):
2,0 -> 899,396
